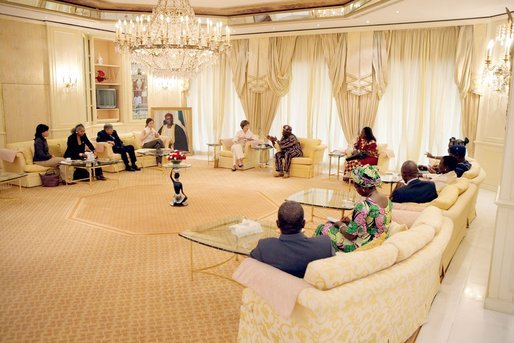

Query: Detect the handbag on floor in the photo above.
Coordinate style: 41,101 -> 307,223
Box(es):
40,170 -> 60,187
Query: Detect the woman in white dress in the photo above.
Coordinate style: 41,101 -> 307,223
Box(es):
141,118 -> 165,165
231,120 -> 258,171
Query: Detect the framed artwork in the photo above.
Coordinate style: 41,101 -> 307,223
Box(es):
151,107 -> 193,154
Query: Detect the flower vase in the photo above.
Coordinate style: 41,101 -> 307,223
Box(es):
171,160 -> 182,166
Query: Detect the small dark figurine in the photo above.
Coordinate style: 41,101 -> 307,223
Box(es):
170,171 -> 188,206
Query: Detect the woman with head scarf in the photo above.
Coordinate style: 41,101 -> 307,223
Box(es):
314,165 -> 392,252
448,145 -> 471,177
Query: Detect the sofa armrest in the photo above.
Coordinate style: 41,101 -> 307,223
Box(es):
2,152 -> 26,173
312,144 -> 327,164
95,142 -> 116,159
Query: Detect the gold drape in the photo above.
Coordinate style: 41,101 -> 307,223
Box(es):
454,25 -> 479,157
229,37 -> 297,137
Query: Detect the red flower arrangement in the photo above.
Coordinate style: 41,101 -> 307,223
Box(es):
96,70 -> 106,83
167,150 -> 187,162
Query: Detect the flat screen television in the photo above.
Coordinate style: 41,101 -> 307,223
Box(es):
96,89 -> 117,109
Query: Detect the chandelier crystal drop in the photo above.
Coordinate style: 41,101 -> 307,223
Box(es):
114,0 -> 231,78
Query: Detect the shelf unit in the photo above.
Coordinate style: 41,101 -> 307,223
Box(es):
88,38 -> 125,123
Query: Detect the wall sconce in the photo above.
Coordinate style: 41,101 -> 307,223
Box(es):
62,76 -> 78,91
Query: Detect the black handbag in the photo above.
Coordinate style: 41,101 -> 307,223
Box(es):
345,151 -> 368,162
40,170 -> 60,187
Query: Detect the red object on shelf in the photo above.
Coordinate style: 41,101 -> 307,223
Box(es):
96,70 -> 106,83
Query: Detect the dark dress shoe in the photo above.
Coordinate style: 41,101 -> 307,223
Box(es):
231,166 -> 236,172
131,165 -> 141,171
125,166 -> 135,172
96,175 -> 107,181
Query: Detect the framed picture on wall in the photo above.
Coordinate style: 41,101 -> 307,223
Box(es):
151,107 -> 193,154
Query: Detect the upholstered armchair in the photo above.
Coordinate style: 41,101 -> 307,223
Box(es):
218,138 -> 259,170
272,138 -> 326,178
344,143 -> 391,173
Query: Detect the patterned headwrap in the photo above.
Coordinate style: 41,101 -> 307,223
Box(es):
350,165 -> 382,188
449,145 -> 466,158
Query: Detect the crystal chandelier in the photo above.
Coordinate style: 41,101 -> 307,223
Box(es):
483,11 -> 513,93
114,0 -> 231,78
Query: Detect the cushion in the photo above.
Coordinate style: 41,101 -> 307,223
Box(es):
48,144 -> 61,157
232,258 -> 312,318
463,163 -> 480,179
430,185 -> 459,210
131,131 -> 144,149
355,232 -> 388,251
24,164 -> 51,172
388,221 -> 408,237
384,224 -> 435,262
391,209 -> 420,227
411,206 -> 443,233
220,138 -> 234,150
453,179 -> 469,195
304,243 -> 398,290
392,202 -> 426,212
290,157 -> 313,165
20,146 -> 34,165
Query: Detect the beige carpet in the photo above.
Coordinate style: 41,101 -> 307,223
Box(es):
0,159 -> 348,342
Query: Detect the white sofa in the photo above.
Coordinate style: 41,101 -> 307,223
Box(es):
236,207 -> 452,342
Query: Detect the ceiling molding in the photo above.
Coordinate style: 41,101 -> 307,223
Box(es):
56,0 -> 354,16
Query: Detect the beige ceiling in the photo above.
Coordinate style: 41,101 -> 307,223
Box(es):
59,0 -> 352,15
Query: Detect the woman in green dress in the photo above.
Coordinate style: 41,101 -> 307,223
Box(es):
314,165 -> 392,252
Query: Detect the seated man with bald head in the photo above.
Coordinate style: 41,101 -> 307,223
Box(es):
391,160 -> 438,203
250,201 -> 334,278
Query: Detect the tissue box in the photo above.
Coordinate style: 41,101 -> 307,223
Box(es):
230,219 -> 263,238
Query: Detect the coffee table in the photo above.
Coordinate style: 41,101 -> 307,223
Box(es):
59,160 -> 121,188
135,148 -> 172,170
179,217 -> 277,282
287,188 -> 356,222
0,171 -> 27,198
381,174 -> 402,194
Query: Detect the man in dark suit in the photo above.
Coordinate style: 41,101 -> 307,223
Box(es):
250,201 -> 334,278
96,123 -> 140,172
391,160 -> 438,203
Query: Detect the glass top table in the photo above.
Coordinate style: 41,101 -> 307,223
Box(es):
135,148 -> 172,157
179,217 -> 278,282
59,159 -> 122,187
287,188 -> 357,221
0,172 -> 27,194
179,217 -> 278,256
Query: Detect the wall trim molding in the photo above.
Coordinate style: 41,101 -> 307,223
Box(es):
474,140 -> 505,148
485,297 -> 514,315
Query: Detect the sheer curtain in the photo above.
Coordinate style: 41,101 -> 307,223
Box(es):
374,28 -> 462,171
187,60 -> 246,153
270,36 -> 347,160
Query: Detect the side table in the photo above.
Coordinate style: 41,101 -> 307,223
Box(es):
251,144 -> 274,168
328,152 -> 345,180
206,143 -> 222,168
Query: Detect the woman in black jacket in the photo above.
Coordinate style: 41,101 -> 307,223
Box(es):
33,124 -> 66,179
64,124 -> 106,181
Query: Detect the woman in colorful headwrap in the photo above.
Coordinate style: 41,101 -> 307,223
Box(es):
314,165 -> 392,252
448,145 -> 471,177
343,127 -> 379,176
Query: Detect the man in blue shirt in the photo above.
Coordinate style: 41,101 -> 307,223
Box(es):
250,201 -> 334,278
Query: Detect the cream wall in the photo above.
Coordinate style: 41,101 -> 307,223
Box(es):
46,24 -> 88,139
0,17 -> 49,146
474,19 -> 508,191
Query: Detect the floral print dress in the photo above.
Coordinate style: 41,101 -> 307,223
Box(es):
314,198 -> 392,252
344,138 -> 379,174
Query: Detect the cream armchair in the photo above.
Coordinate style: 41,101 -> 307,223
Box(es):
344,143 -> 391,173
273,138 -> 326,178
218,138 -> 259,170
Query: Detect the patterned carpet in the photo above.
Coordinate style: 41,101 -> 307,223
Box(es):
0,159 -> 347,342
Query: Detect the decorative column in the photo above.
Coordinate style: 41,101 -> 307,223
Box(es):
485,44 -> 514,314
